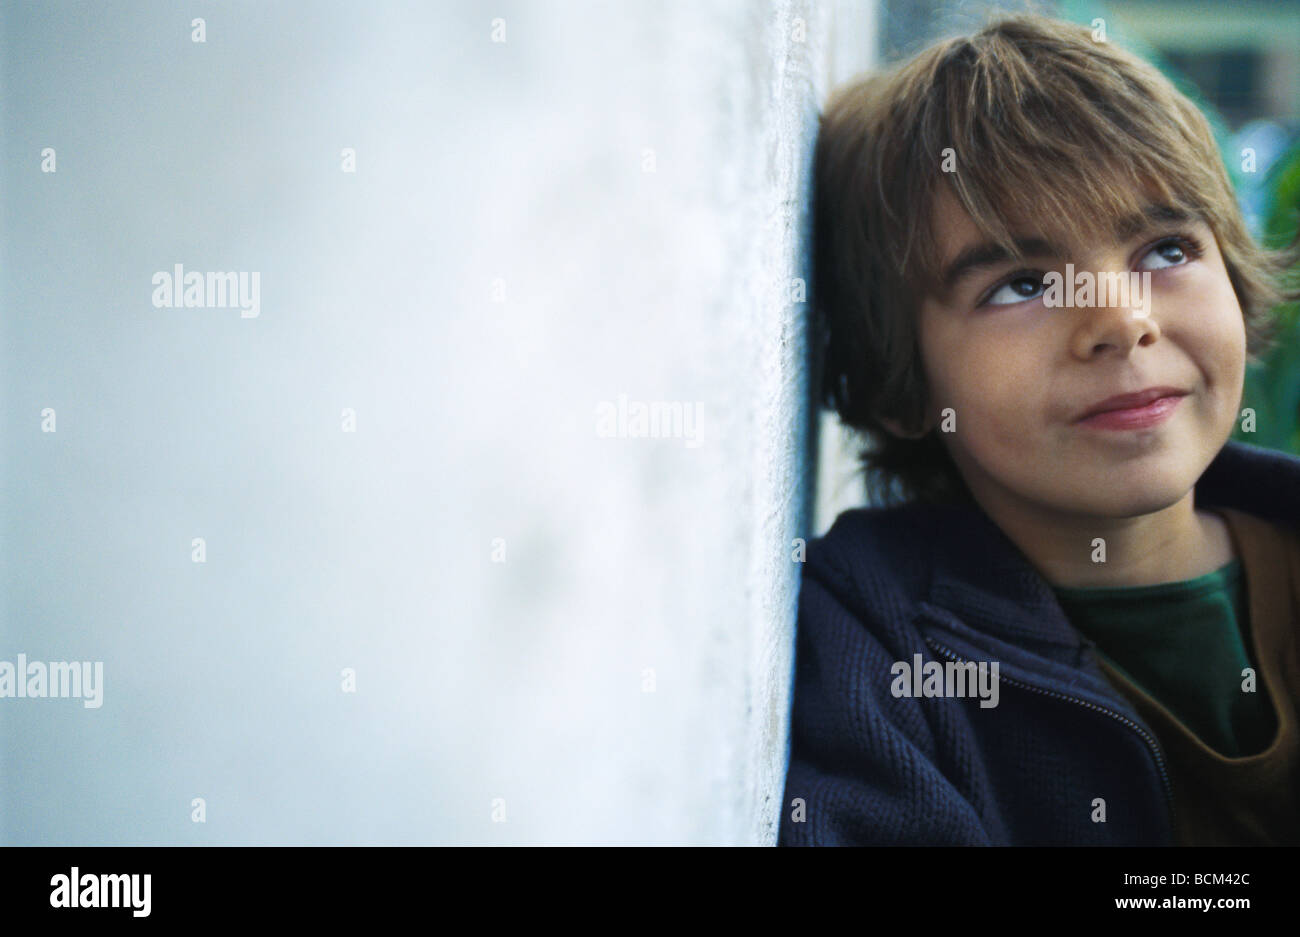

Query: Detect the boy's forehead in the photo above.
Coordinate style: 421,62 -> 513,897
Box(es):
929,184 -> 1065,257
930,186 -> 987,253
924,178 -> 1191,289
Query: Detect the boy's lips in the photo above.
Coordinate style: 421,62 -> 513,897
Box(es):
1074,386 -> 1189,422
1073,386 -> 1190,430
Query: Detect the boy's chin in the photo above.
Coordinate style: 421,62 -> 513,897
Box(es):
1044,477 -> 1196,520
979,463 -> 1198,519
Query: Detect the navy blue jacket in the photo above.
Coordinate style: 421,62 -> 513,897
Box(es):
778,439 -> 1300,845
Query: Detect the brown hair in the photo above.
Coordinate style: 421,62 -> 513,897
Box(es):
813,12 -> 1300,507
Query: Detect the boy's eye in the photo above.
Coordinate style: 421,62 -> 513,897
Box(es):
1137,236 -> 1201,270
982,273 -> 1045,307
976,234 -> 1205,308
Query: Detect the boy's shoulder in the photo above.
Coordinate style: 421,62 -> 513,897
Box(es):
811,500 -> 947,565
802,499 -> 984,612
801,498 -> 1070,645
809,498 -> 997,568
1198,440 -> 1300,531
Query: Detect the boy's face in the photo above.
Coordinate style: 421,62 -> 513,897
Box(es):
905,185 -> 1245,521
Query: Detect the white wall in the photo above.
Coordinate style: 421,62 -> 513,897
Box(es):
0,0 -> 871,844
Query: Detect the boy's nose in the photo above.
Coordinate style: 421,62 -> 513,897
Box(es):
1068,285 -> 1161,359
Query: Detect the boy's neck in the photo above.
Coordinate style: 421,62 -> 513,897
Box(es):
971,488 -> 1237,590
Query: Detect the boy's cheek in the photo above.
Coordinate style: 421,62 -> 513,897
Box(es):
1163,264 -> 1241,326
1168,298 -> 1246,376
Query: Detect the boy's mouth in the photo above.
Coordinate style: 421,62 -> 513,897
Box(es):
1074,386 -> 1189,430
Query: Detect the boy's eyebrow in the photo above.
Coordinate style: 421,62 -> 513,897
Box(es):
939,237 -> 1056,294
938,203 -> 1197,294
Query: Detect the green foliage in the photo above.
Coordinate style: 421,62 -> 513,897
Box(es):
1237,142 -> 1300,455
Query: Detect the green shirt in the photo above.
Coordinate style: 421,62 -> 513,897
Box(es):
1052,559 -> 1276,758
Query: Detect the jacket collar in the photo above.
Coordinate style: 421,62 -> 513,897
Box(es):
921,440 -> 1300,649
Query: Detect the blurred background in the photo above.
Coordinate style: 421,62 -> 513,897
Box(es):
2,0 -> 1297,845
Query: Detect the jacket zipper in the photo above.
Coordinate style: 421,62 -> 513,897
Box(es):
922,634 -> 1177,835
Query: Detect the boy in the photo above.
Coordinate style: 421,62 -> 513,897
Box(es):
780,13 -> 1300,845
